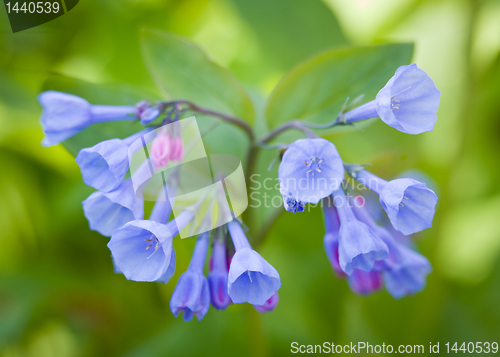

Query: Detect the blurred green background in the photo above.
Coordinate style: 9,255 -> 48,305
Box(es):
1,0 -> 500,356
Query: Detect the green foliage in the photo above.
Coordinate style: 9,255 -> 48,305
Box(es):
141,29 -> 255,124
229,0 -> 347,72
1,0 -> 500,356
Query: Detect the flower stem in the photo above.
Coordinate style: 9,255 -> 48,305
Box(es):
257,120 -> 318,144
159,100 -> 255,142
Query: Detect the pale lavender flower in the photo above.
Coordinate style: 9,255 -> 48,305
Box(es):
354,169 -> 438,235
279,138 -> 344,206
38,91 -> 136,146
227,220 -> 281,305
333,187 -> 388,276
341,64 -> 441,134
170,233 -> 210,321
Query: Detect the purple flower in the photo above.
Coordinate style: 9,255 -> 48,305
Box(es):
382,240 -> 431,299
253,292 -> 279,313
140,107 -> 161,125
170,233 -> 210,321
38,91 -> 136,146
322,200 -> 346,278
280,189 -> 305,213
108,201 -> 193,282
342,64 -> 440,134
347,269 -> 382,296
354,169 -> 438,235
333,187 -> 388,276
82,180 -> 144,236
207,232 -> 231,310
76,129 -> 152,192
352,202 -> 431,298
227,220 -> 281,305
279,138 -> 344,205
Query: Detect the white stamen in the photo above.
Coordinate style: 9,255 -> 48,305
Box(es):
247,270 -> 252,282
316,168 -> 321,173
392,86 -> 412,99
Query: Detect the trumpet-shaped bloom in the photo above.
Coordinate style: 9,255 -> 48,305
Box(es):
170,233 -> 210,321
38,91 -> 136,146
82,180 -> 144,236
108,204 -> 193,282
227,220 -> 281,305
322,201 -> 345,278
108,220 -> 175,282
76,129 -> 151,192
253,292 -> 279,313
333,187 -> 388,276
342,64 -> 440,134
382,240 -> 432,299
279,138 -> 344,205
355,170 -> 438,235
207,235 -> 231,310
347,269 -> 382,296
352,202 -> 432,298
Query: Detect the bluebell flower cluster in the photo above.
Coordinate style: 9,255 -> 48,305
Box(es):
38,90 -> 281,320
39,61 -> 440,317
278,64 -> 439,298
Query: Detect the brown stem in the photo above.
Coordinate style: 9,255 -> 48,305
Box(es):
176,100 -> 255,142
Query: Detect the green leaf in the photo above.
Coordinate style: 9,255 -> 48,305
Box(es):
141,29 -> 255,124
265,43 -> 414,130
229,0 -> 347,71
42,75 -> 160,156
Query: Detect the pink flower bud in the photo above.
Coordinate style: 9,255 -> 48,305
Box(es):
151,132 -> 171,168
170,136 -> 184,162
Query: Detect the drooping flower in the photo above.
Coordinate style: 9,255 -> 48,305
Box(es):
108,201 -> 193,282
253,292 -> 279,313
207,231 -> 231,310
352,201 -> 431,298
279,138 -> 344,206
38,91 -> 137,146
341,64 -> 441,134
170,233 -> 210,321
76,128 -> 152,192
82,179 -> 144,236
347,269 -> 383,296
333,187 -> 388,276
353,169 -> 438,235
227,220 -> 281,305
322,199 -> 346,278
